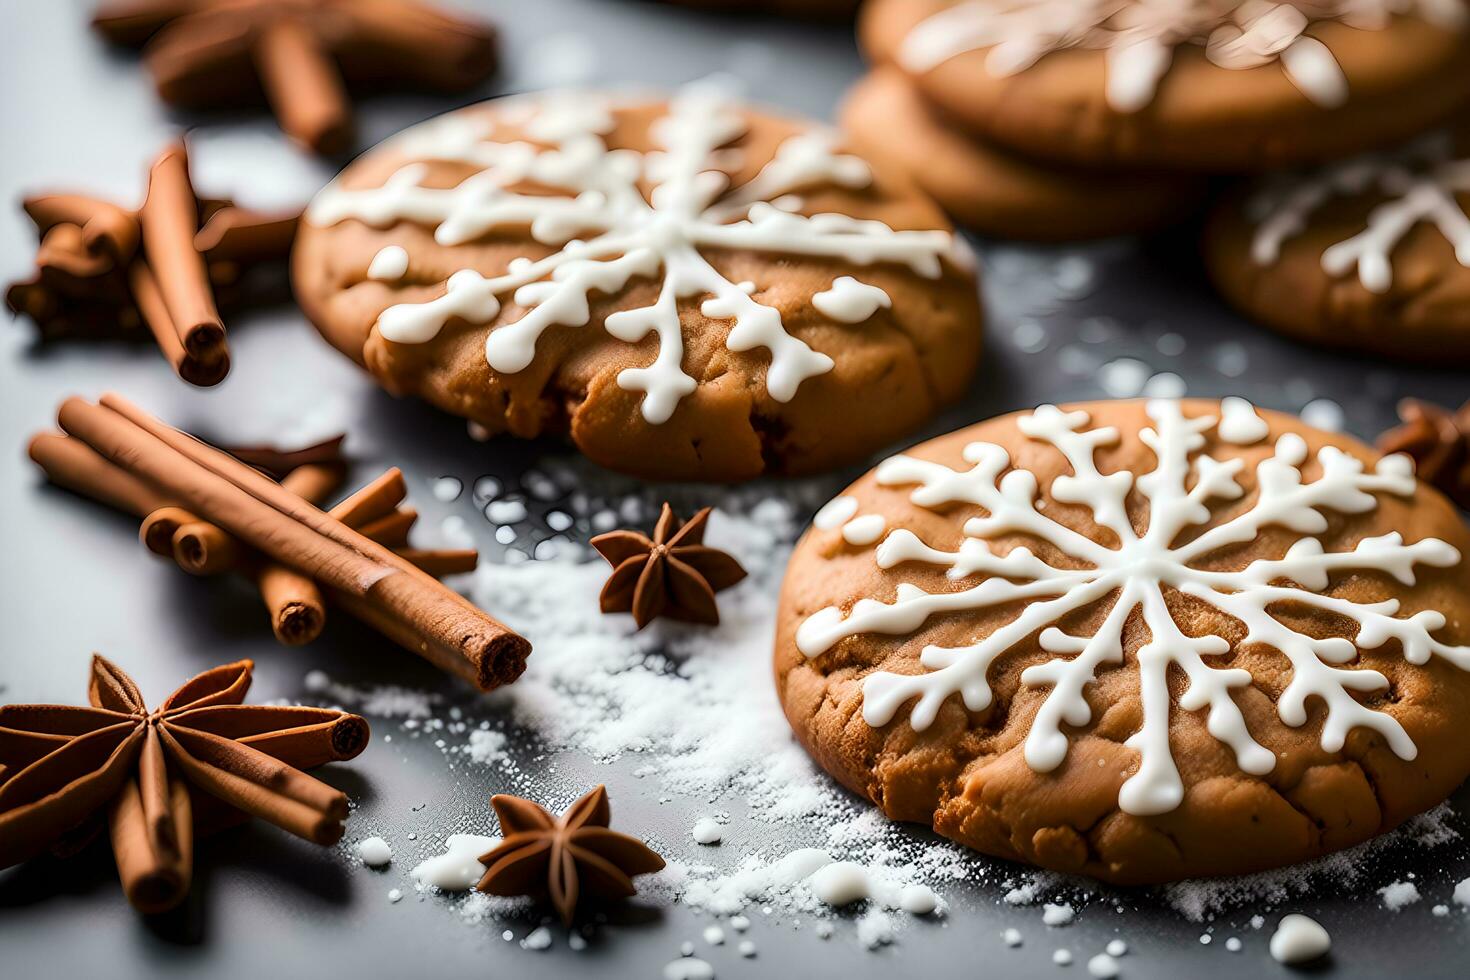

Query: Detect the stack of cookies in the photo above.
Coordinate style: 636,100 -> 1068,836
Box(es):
842,0 -> 1470,244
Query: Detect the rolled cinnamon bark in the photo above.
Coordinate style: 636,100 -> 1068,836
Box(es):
141,506 -> 198,557
28,432 -> 164,517
109,774 -> 192,915
23,193 -> 140,261
252,462 -> 345,645
59,395 -> 529,689
195,205 -> 299,264
397,548 -> 478,577
129,260 -> 229,387
253,18 -> 352,155
354,507 -> 416,547
139,144 -> 226,362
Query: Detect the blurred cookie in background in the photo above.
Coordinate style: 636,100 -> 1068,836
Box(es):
841,68 -> 1205,239
1204,128 -> 1470,364
862,0 -> 1470,172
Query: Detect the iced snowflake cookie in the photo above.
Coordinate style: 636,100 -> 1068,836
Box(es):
861,0 -> 1470,171
840,69 -> 1204,240
775,399 -> 1470,883
293,83 -> 980,481
1204,130 -> 1470,364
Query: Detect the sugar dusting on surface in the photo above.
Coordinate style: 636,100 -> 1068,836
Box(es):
312,459 -> 1469,955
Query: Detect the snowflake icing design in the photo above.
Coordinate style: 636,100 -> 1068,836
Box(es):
306,83 -> 962,424
797,400 -> 1470,815
1249,131 -> 1470,293
898,0 -> 1466,114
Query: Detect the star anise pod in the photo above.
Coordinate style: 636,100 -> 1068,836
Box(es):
0,656 -> 368,913
591,504 -> 747,629
92,0 -> 498,154
475,785 -> 666,925
1377,397 -> 1470,510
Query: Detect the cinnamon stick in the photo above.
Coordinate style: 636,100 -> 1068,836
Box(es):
24,194 -> 140,261
57,395 -> 529,689
139,143 -> 226,362
253,17 -> 352,155
28,432 -> 164,517
109,773 -> 192,914
141,506 -> 198,557
354,507 -> 416,547
129,259 -> 229,387
195,205 -> 299,264
397,548 -> 478,577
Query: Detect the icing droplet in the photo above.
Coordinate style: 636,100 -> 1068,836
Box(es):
812,276 -> 892,323
367,244 -> 410,282
814,495 -> 859,531
841,513 -> 887,547
1217,396 -> 1268,444
356,836 -> 392,867
1269,914 -> 1331,964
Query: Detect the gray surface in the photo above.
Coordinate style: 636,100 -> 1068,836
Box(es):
2,1 -> 1469,978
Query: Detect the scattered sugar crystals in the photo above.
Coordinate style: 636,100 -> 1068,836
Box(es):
521,927 -> 552,950
1456,877 -> 1470,907
1052,948 -> 1073,966
663,958 -> 714,980
1042,903 -> 1075,927
1086,952 -> 1120,978
1378,880 -> 1422,911
702,925 -> 724,945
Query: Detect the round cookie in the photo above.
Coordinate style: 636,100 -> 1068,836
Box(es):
840,68 -> 1205,240
1205,129 -> 1470,365
862,0 -> 1470,171
775,398 -> 1470,884
294,84 -> 981,482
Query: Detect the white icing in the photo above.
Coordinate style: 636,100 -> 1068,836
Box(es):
814,494 -> 859,530
1268,913 -> 1331,963
842,513 -> 888,546
691,817 -> 723,844
702,924 -> 725,945
1250,132 -> 1470,293
1087,953 -> 1121,978
813,494 -> 888,546
1217,395 -> 1268,444
367,244 -> 410,282
808,861 -> 871,905
811,276 -> 892,323
897,1 -> 1462,114
307,81 -> 960,424
797,399 -> 1469,816
410,833 -> 498,890
356,836 -> 393,867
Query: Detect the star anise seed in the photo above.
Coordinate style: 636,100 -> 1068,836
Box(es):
591,503 -> 748,629
475,785 -> 666,925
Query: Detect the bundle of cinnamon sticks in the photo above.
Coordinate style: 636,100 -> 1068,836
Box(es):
29,394 -> 529,690
6,141 -> 298,385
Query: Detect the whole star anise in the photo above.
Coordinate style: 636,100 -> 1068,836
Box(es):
1377,397 -> 1470,509
476,785 -> 666,925
591,504 -> 747,629
92,0 -> 498,154
0,656 -> 367,913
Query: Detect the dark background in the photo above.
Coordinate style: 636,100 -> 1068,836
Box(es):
2,1 -> 1467,977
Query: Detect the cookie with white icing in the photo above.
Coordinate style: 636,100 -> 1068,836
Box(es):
862,0 -> 1470,171
293,84 -> 981,480
775,398 -> 1470,883
841,69 -> 1205,240
1205,129 -> 1470,364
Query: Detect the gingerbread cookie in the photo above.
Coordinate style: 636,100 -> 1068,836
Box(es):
862,0 -> 1470,171
1205,130 -> 1470,364
840,69 -> 1204,240
776,398 -> 1470,883
294,83 -> 981,481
